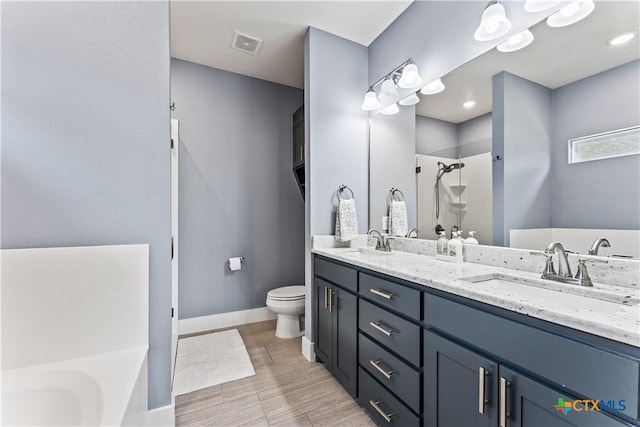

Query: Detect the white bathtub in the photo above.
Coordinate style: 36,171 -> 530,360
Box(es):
1,346 -> 148,426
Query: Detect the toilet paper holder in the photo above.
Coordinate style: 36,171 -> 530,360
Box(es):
228,256 -> 246,272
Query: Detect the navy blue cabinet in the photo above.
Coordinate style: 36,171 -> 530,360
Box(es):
425,330 -> 631,427
314,260 -> 358,397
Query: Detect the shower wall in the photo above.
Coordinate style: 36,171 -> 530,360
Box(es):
417,153 -> 492,243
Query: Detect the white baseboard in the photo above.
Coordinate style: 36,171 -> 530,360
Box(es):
179,307 -> 277,336
147,402 -> 175,426
301,335 -> 315,362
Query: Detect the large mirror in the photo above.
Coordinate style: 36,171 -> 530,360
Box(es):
370,1 -> 640,258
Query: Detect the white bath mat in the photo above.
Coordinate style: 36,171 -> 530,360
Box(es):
173,329 -> 255,396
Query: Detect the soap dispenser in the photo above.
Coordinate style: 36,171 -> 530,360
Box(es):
465,231 -> 479,245
437,232 -> 448,255
448,232 -> 462,257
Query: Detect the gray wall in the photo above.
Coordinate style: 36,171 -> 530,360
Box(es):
416,115 -> 458,158
1,1 -> 171,409
493,72 -> 553,246
170,59 -> 305,319
416,113 -> 492,159
305,27 -> 369,338
459,113 -> 492,158
370,107 -> 417,232
551,60 -> 640,229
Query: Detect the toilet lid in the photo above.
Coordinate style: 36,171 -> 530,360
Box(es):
268,285 -> 305,301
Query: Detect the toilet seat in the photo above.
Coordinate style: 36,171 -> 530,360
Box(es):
267,285 -> 305,301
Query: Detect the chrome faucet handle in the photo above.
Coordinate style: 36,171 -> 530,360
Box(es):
530,252 -> 556,276
574,259 -> 594,287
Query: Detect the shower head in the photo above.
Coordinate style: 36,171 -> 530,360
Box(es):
436,162 -> 465,179
444,162 -> 465,173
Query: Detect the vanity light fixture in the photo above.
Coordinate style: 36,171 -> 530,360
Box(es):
380,103 -> 400,115
497,29 -> 535,52
607,31 -> 637,46
399,92 -> 420,106
361,89 -> 380,111
474,1 -> 512,42
380,77 -> 399,100
463,100 -> 476,109
524,0 -> 561,13
397,61 -> 423,89
546,0 -> 594,28
420,78 -> 445,95
360,58 -> 423,111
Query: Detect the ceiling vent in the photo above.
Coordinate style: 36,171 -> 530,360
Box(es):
231,31 -> 263,55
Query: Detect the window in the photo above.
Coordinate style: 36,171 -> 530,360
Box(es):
568,126 -> 640,164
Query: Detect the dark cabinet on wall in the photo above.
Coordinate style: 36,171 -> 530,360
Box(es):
292,105 -> 305,199
314,258 -> 358,396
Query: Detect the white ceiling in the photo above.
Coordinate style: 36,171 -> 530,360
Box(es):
415,1 -> 640,123
170,1 -> 413,89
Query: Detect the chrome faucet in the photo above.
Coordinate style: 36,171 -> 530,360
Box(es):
532,241 -> 608,287
367,229 -> 386,251
588,238 -> 610,256
545,241 -> 572,277
406,228 -> 419,238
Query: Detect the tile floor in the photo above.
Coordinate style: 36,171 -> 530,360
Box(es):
175,320 -> 375,427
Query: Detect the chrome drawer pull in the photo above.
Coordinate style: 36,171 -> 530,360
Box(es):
369,400 -> 394,423
478,367 -> 489,414
500,377 -> 511,427
370,360 -> 394,380
369,321 -> 393,336
370,288 -> 394,300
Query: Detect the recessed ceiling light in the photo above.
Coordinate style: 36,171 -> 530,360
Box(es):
608,31 -> 638,46
463,100 -> 476,109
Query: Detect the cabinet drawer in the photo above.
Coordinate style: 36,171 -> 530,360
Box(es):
359,333 -> 420,413
359,299 -> 421,367
425,293 -> 640,420
314,257 -> 357,292
358,367 -> 420,427
359,273 -> 420,320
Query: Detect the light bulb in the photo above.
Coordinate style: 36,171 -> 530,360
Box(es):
463,100 -> 476,109
361,90 -> 380,111
474,1 -> 512,41
380,77 -> 398,98
420,78 -> 445,95
497,29 -> 534,53
546,0 -> 594,28
380,103 -> 399,115
398,63 -> 422,89
399,92 -> 420,106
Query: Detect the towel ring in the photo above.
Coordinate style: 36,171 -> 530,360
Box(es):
336,185 -> 354,202
389,187 -> 405,202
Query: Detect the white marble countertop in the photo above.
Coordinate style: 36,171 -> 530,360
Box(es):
312,247 -> 640,348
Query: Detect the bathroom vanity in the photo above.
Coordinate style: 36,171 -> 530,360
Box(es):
312,244 -> 640,427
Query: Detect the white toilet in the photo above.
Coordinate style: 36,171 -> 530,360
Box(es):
266,285 -> 305,339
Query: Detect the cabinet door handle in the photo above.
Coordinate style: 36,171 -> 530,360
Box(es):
328,289 -> 334,313
300,146 -> 304,162
478,367 -> 489,414
370,288 -> 394,300
370,360 -> 394,380
323,287 -> 328,309
369,400 -> 394,423
500,377 -> 511,427
369,321 -> 393,336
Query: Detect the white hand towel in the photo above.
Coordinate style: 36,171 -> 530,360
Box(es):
389,200 -> 408,237
335,199 -> 358,242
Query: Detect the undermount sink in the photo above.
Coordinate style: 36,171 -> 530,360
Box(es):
460,273 -> 639,306
342,247 -> 396,257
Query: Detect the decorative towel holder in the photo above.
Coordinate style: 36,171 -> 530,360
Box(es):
336,184 -> 355,202
389,187 -> 405,202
